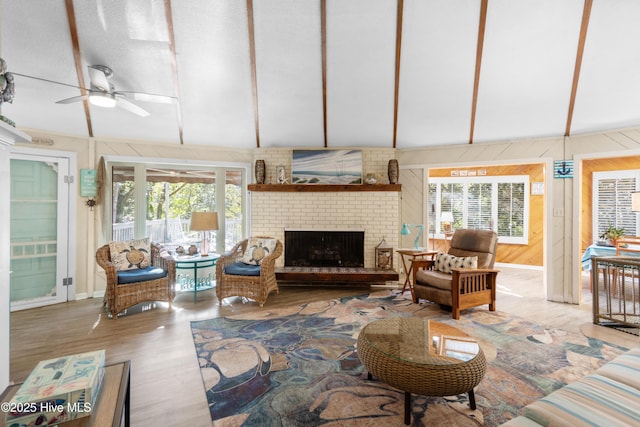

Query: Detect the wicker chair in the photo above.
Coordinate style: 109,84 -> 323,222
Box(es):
96,242 -> 176,318
411,228 -> 499,319
215,237 -> 283,307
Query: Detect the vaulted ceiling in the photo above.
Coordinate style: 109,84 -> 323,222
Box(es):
2,0 -> 640,150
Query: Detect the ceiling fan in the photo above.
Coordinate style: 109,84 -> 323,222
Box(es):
55,65 -> 176,117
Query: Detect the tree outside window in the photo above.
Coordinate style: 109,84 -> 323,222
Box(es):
428,176 -> 529,244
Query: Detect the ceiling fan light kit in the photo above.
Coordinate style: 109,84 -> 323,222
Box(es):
47,64 -> 175,117
89,92 -> 116,108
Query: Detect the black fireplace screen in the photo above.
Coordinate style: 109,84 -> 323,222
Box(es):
284,230 -> 365,267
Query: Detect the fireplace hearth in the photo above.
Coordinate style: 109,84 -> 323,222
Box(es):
284,230 -> 364,268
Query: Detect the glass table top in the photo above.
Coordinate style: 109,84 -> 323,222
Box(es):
358,317 -> 481,366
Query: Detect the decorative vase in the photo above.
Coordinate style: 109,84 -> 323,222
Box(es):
388,159 -> 399,184
255,160 -> 266,184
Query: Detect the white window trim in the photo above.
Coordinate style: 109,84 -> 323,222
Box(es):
101,155 -> 250,251
430,175 -> 530,244
592,169 -> 640,240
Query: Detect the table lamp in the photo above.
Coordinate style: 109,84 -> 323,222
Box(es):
401,223 -> 424,249
441,212 -> 454,234
190,212 -> 218,256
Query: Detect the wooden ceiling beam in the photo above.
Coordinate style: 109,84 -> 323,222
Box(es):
321,0 -> 328,147
392,0 -> 404,149
64,0 -> 93,137
164,0 -> 184,145
469,0 -> 488,145
565,0 -> 593,137
247,0 -> 261,148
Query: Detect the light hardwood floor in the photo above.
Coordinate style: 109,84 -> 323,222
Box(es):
8,267 -> 639,427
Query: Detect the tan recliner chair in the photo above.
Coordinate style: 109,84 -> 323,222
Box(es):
411,228 -> 499,319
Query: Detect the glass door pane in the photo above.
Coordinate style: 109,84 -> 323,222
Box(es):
10,157 -> 68,309
145,166 -> 217,248
112,166 -> 136,241
225,169 -> 244,251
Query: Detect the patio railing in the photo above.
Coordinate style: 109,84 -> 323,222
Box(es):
112,218 -> 243,251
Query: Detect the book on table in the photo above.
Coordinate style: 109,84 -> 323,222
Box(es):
5,349 -> 105,426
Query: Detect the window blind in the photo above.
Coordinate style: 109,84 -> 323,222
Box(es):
593,171 -> 638,239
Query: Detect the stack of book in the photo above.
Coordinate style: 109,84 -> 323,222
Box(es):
5,349 -> 105,426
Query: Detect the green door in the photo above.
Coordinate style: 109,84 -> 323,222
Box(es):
10,154 -> 70,310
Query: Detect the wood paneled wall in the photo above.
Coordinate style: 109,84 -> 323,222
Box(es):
429,163 -> 545,266
580,156 -> 640,254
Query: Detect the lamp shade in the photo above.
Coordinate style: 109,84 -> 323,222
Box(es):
441,212 -> 454,223
190,212 -> 219,231
633,192 -> 640,212
401,223 -> 411,235
400,223 -> 424,249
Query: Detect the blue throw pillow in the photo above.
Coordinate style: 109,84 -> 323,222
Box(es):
225,262 -> 261,276
117,267 -> 167,284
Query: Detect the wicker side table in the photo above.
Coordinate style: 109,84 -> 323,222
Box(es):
357,317 -> 486,425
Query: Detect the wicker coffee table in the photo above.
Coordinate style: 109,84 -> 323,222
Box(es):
357,317 -> 486,425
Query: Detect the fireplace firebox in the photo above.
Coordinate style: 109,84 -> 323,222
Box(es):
284,230 -> 364,267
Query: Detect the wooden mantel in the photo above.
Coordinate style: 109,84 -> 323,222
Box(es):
248,184 -> 401,192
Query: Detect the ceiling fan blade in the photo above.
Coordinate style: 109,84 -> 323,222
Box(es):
88,65 -> 111,92
56,94 -> 89,104
116,97 -> 150,117
118,91 -> 176,104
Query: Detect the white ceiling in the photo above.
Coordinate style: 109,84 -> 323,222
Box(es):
2,0 -> 640,150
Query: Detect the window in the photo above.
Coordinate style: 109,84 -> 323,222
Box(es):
497,182 -> 525,238
110,162 -> 247,253
428,175 -> 529,244
593,170 -> 639,240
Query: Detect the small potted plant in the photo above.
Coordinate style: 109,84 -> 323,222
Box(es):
599,225 -> 625,246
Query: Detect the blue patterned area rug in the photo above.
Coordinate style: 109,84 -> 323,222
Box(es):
191,291 -> 628,426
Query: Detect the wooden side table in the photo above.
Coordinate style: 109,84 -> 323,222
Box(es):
396,249 -> 437,294
0,361 -> 131,427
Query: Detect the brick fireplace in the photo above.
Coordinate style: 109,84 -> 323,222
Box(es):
249,190 -> 400,269
249,148 -> 401,270
284,229 -> 365,267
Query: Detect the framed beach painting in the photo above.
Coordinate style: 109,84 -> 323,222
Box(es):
292,150 -> 362,184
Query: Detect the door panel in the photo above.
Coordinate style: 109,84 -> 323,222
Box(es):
10,155 -> 70,310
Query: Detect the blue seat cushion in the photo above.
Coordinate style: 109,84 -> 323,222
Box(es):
225,262 -> 261,276
117,267 -> 167,284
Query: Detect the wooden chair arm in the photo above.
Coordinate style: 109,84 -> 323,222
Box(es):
450,268 -> 499,275
451,268 -> 499,296
411,259 -> 436,287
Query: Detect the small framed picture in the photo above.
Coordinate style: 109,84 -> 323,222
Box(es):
276,165 -> 288,184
